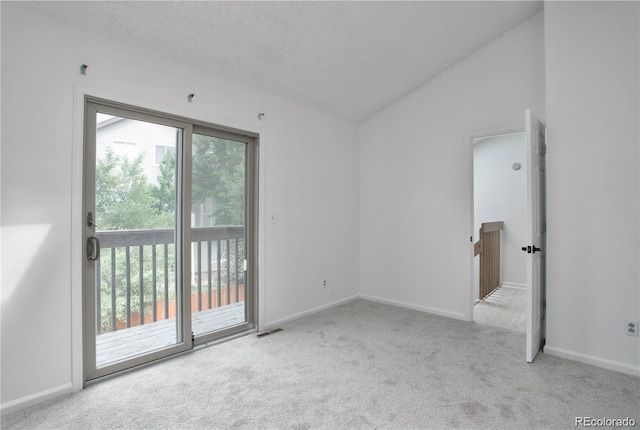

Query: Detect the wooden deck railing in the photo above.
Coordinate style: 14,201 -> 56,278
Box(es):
95,226 -> 244,334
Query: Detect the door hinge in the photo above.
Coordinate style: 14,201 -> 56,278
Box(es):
191,332 -> 195,345
541,143 -> 547,156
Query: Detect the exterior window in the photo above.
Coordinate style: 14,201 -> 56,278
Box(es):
111,140 -> 138,159
155,144 -> 176,165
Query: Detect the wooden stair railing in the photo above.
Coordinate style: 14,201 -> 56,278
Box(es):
474,221 -> 504,300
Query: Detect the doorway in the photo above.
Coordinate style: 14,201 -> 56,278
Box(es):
83,98 -> 258,382
472,131 -> 527,332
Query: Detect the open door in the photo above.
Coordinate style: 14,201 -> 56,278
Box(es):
524,109 -> 546,362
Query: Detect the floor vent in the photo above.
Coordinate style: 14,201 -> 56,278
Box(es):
256,328 -> 283,338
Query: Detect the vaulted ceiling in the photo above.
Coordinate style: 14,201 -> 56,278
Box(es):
25,1 -> 543,122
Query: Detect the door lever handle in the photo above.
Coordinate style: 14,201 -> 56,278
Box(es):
521,245 -> 541,254
87,236 -> 101,261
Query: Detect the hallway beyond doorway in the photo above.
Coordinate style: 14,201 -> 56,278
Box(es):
474,286 -> 525,332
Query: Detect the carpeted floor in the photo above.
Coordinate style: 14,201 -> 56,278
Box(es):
474,286 -> 526,333
2,299 -> 639,429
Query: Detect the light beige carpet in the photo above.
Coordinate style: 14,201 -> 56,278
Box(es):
3,299 -> 639,429
474,286 -> 526,332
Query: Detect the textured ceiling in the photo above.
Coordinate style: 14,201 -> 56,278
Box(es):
25,1 -> 543,122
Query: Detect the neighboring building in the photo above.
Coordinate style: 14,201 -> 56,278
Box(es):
96,114 -> 218,229
96,114 -> 176,188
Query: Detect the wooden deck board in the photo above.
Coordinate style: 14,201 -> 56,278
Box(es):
96,302 -> 245,367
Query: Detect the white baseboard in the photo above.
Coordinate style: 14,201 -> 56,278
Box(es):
544,346 -> 640,377
1,383 -> 73,415
261,295 -> 359,331
358,294 -> 467,321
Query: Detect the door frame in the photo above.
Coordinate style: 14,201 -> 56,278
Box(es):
71,84 -> 264,392
189,124 -> 260,347
82,98 -> 195,381
464,121 -> 524,321
464,117 -> 546,361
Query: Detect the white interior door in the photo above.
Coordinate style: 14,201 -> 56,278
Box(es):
524,109 -> 546,362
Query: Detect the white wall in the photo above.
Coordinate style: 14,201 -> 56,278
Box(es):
1,3 -> 359,410
544,2 -> 639,375
473,132 -> 527,297
3,0 -> 638,415
359,13 -> 545,319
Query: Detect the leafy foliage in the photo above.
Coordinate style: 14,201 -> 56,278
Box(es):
95,138 -> 246,332
150,152 -> 176,217
96,148 -> 173,230
192,134 -> 245,226
98,244 -> 176,332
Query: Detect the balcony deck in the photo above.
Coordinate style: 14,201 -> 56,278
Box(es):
96,302 -> 245,367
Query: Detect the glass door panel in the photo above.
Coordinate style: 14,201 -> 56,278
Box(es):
190,133 -> 247,337
84,98 -> 256,382
85,107 -> 188,377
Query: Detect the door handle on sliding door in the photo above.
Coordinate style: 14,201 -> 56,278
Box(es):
87,236 -> 101,261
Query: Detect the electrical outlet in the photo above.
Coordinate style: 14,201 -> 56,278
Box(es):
322,280 -> 327,288
625,321 -> 638,337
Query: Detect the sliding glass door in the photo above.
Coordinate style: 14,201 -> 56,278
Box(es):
190,130 -> 250,340
83,98 -> 257,382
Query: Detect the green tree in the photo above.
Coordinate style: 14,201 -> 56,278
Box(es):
98,245 -> 176,332
192,135 -> 245,226
150,152 -> 176,219
96,149 -> 176,331
151,136 -> 246,226
96,148 -> 172,230
95,140 -> 246,332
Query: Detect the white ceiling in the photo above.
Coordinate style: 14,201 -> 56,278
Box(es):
25,1 -> 543,122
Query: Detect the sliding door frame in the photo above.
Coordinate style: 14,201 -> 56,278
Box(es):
82,96 -> 259,383
190,124 -> 259,347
